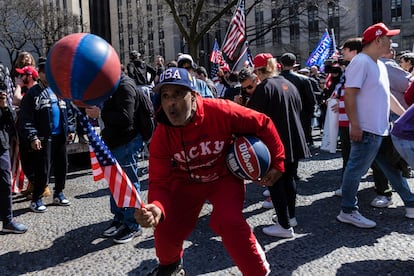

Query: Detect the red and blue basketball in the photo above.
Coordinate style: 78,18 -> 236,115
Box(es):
46,33 -> 121,107
226,136 -> 271,181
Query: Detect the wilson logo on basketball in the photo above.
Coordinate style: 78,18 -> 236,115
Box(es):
226,136 -> 271,181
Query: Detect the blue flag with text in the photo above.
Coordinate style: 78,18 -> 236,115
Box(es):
306,31 -> 333,67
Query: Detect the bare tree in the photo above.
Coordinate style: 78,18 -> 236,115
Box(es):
0,0 -> 84,66
163,0 -> 239,60
163,0 -> 335,62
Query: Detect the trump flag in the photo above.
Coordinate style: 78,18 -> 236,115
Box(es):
306,31 -> 333,67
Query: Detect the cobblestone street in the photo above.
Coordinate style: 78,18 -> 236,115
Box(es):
1,135 -> 414,275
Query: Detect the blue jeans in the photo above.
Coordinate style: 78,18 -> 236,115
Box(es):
391,135 -> 414,169
110,134 -> 143,231
341,132 -> 414,213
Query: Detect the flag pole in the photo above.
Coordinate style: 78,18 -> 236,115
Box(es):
331,28 -> 337,53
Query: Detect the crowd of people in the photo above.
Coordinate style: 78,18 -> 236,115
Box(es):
1,21 -> 414,275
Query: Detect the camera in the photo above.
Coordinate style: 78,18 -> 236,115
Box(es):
323,59 -> 343,74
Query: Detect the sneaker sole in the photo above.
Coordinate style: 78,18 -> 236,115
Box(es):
54,202 -> 71,206
103,227 -> 124,237
113,230 -> 142,244
272,216 -> 298,227
30,207 -> 47,213
2,228 -> 27,234
336,215 -> 376,228
262,230 -> 294,238
370,201 -> 393,208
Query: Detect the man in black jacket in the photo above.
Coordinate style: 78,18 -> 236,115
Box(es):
127,50 -> 157,99
0,69 -> 27,233
279,53 -> 318,149
18,62 -> 75,213
89,72 -> 151,244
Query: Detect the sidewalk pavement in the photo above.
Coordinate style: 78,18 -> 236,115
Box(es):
1,140 -> 414,275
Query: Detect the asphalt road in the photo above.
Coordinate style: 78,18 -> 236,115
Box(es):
1,133 -> 414,276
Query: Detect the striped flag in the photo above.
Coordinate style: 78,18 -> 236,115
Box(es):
232,41 -> 253,71
74,107 -> 143,208
210,40 -> 222,64
210,40 -> 224,79
1,64 -> 28,193
222,0 -> 245,60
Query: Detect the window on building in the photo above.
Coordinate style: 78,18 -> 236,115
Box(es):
272,26 -> 282,45
288,1 -> 300,42
402,35 -> 414,50
149,41 -> 154,59
271,8 -> 281,45
372,0 -> 383,22
391,0 -> 402,22
308,5 -> 319,40
328,1 -> 340,41
159,40 -> 165,58
412,0 -> 414,18
255,8 -> 265,47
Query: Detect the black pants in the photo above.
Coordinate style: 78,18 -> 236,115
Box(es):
268,162 -> 297,229
301,112 -> 313,145
0,148 -> 13,224
20,134 -> 68,202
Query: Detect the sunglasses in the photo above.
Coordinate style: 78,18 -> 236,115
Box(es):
242,84 -> 254,91
183,66 -> 193,70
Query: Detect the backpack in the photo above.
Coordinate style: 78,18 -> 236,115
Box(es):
124,77 -> 155,141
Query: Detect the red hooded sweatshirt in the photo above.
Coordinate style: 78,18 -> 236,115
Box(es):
148,95 -> 285,217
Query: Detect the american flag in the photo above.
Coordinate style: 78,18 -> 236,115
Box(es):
74,107 -> 143,208
210,40 -> 222,64
210,40 -> 223,79
11,142 -> 27,193
2,66 -> 27,193
222,0 -> 245,60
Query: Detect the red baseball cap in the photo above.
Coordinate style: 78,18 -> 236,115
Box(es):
254,53 -> 273,69
15,66 -> 39,79
362,23 -> 400,45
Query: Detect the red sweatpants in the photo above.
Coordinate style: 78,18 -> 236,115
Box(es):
154,175 -> 270,276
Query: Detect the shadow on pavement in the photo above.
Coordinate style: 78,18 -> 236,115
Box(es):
0,221 -> 113,275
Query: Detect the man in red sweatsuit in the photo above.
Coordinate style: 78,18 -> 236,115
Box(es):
135,67 -> 285,276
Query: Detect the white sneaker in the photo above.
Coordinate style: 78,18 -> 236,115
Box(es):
262,197 -> 274,209
406,207 -> 414,219
262,189 -> 270,197
262,223 -> 294,238
334,188 -> 342,197
336,210 -> 376,228
272,214 -> 298,227
370,195 -> 393,208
